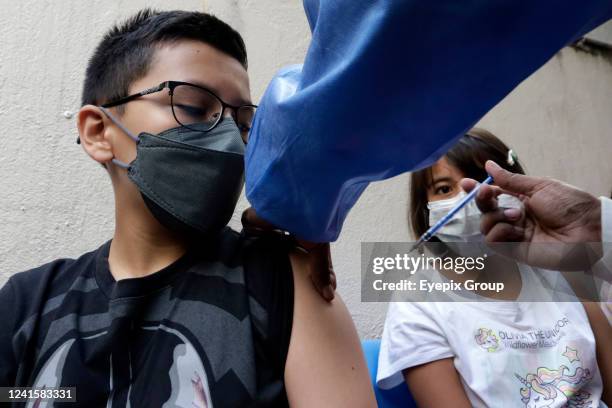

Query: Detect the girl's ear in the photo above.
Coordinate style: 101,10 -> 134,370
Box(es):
77,105 -> 114,164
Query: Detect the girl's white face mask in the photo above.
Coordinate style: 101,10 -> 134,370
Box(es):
427,190 -> 522,255
427,190 -> 482,241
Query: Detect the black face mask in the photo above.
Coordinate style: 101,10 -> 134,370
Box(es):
100,107 -> 245,238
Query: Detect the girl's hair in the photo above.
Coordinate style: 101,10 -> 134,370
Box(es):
409,128 -> 526,238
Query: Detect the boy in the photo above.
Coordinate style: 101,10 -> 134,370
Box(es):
0,10 -> 375,407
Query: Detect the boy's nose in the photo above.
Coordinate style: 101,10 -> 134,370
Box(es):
223,108 -> 236,121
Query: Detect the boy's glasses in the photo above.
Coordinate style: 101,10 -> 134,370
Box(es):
102,81 -> 257,142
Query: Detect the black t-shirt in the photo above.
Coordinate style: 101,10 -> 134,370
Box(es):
0,228 -> 294,407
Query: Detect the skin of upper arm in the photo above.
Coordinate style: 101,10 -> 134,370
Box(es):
284,250 -> 376,408
581,302 -> 612,405
403,358 -> 472,408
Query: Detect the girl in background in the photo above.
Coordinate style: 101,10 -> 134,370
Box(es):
376,129 -> 610,407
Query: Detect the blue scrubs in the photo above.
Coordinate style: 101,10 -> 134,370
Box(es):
245,0 -> 612,242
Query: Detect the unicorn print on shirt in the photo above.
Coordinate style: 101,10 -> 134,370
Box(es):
515,346 -> 593,408
474,328 -> 500,352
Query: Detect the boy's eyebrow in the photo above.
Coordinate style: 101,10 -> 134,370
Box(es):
185,79 -> 253,106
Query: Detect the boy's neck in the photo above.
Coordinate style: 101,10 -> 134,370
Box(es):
108,215 -> 189,282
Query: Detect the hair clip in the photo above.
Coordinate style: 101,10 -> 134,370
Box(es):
507,149 -> 517,166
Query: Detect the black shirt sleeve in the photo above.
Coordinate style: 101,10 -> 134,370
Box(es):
241,234 -> 294,407
0,278 -> 18,386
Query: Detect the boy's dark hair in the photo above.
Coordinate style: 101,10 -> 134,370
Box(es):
81,9 -> 247,107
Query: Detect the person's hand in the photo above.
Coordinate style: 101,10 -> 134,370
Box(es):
460,161 -> 602,270
241,207 -> 336,301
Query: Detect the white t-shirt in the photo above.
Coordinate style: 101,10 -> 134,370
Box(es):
377,264 -> 606,408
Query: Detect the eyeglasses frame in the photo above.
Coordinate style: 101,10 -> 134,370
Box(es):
101,80 -> 257,135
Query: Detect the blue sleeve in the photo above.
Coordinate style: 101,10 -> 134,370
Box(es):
245,0 -> 612,242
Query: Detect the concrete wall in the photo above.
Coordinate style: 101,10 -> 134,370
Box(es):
1,1 -> 610,339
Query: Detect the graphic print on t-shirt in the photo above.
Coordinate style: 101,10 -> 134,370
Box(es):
0,232 -> 294,407
473,316 -> 571,352
514,346 -> 593,408
26,323 -> 213,408
472,316 -> 597,408
474,328 -> 500,352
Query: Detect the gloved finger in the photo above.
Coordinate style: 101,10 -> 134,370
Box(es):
242,207 -> 336,301
329,268 -> 337,291
480,206 -> 523,236
307,243 -> 335,302
485,160 -> 545,197
485,222 -> 525,243
460,178 -> 479,193
460,178 -> 500,213
461,178 -> 520,199
475,183 -> 499,213
311,274 -> 335,302
241,207 -> 276,232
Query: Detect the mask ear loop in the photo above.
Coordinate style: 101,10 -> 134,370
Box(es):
98,106 -> 138,169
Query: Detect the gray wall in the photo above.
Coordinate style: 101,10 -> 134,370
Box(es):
1,1 -> 610,338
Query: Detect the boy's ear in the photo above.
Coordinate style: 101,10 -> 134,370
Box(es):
77,105 -> 114,164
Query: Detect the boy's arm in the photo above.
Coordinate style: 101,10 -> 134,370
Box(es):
241,208 -> 336,301
284,250 -> 376,407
